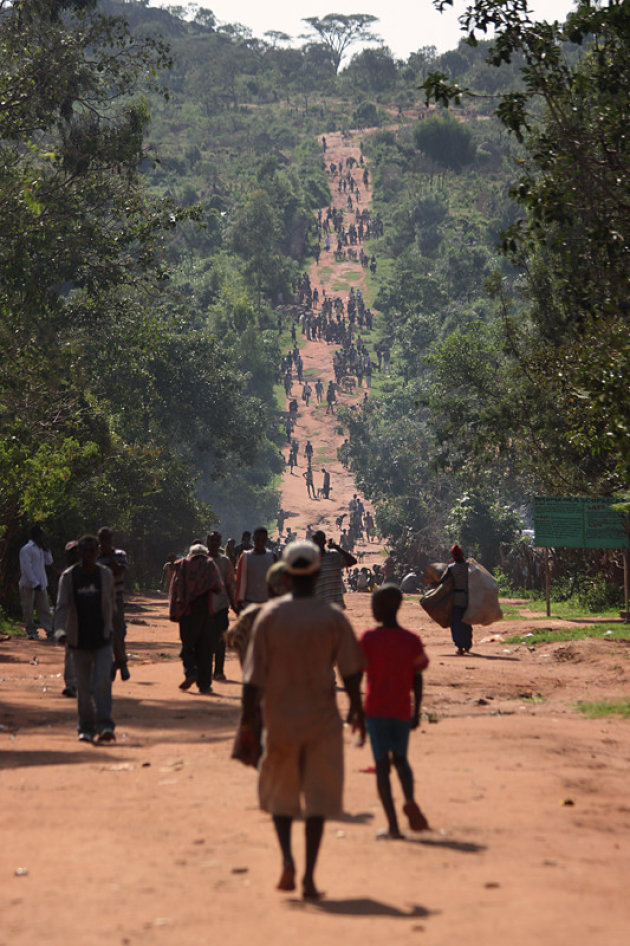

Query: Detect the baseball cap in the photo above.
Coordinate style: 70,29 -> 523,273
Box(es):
282,540 -> 321,575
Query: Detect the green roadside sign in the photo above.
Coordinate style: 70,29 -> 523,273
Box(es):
533,497 -> 629,549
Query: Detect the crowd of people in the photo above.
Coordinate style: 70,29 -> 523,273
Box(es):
7,139 -> 490,908
277,287 -> 391,501
16,519 -> 439,899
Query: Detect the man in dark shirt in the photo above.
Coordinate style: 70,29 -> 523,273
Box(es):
235,531 -> 252,560
321,468 -> 331,499
97,526 -> 129,681
55,535 -> 116,743
438,544 -> 472,654
172,543 -> 224,693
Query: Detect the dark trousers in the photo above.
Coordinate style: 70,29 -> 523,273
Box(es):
209,607 -> 229,676
179,594 -> 216,691
113,591 -> 127,669
451,605 -> 473,650
73,645 -> 114,735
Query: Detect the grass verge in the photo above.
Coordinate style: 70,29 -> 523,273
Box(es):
509,595 -> 621,621
505,623 -> 630,645
0,608 -> 22,637
576,699 -> 630,719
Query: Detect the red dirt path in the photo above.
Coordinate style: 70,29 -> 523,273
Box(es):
277,130 -> 383,562
1,131 -> 629,946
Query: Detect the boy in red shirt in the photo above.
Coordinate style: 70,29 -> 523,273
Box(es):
360,585 -> 430,838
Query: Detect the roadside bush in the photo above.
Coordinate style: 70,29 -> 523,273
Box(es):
576,578 -> 624,613
353,101 -> 380,127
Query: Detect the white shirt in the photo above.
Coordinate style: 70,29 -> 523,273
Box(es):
19,540 -> 53,589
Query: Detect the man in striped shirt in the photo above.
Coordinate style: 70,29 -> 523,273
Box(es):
311,530 -> 356,610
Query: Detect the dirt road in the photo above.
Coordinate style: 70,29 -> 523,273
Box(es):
1,132 -> 629,946
1,595 -> 628,946
278,129 -> 382,560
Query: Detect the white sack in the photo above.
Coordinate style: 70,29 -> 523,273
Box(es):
464,558 -> 503,625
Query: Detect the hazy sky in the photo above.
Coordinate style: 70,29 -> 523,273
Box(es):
171,1 -> 578,60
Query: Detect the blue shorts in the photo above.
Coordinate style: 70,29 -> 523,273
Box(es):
366,717 -> 410,762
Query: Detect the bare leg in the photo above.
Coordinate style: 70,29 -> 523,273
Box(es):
392,753 -> 413,801
393,754 -> 429,831
303,816 -> 324,899
375,757 -> 402,838
272,815 -> 296,891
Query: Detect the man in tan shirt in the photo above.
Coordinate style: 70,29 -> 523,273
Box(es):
239,541 -> 365,900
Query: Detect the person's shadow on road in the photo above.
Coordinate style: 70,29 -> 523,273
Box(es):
289,898 -> 435,918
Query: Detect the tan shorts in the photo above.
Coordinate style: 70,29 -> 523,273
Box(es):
258,730 -> 344,818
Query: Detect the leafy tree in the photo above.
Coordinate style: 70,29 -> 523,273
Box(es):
192,7 -> 216,31
342,46 -> 398,93
353,101 -> 380,127
301,13 -> 380,74
228,189 -> 291,312
423,0 -> 630,494
264,30 -> 291,48
0,0 -> 280,600
447,490 -> 521,568
413,115 -> 477,171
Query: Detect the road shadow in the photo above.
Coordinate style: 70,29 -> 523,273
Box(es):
0,748 -> 104,769
563,616 -> 626,625
336,810 -> 374,824
411,836 -> 486,853
467,652 -> 520,662
0,689 -> 242,765
441,651 -> 520,662
0,652 -> 28,664
289,898 -> 434,918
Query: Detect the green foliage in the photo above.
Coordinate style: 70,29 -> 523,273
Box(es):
446,491 -> 521,569
301,14 -> 380,74
0,0 -> 291,599
4,0 -> 626,603
353,102 -> 381,128
528,575 -> 624,614
0,605 -> 21,636
422,0 -> 630,492
577,700 -> 630,719
413,115 -> 477,171
491,567 -> 513,596
342,46 -> 398,94
506,625 -> 629,646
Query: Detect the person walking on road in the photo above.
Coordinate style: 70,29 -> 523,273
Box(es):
55,535 -> 117,743
207,531 -> 236,682
360,585 -> 430,838
97,527 -> 130,681
170,542 -> 224,693
237,541 -> 365,900
312,531 -> 356,609
325,381 -> 337,415
364,510 -> 375,542
19,526 -> 53,640
438,544 -> 473,655
235,528 -> 277,612
303,467 -> 316,500
321,468 -> 331,499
